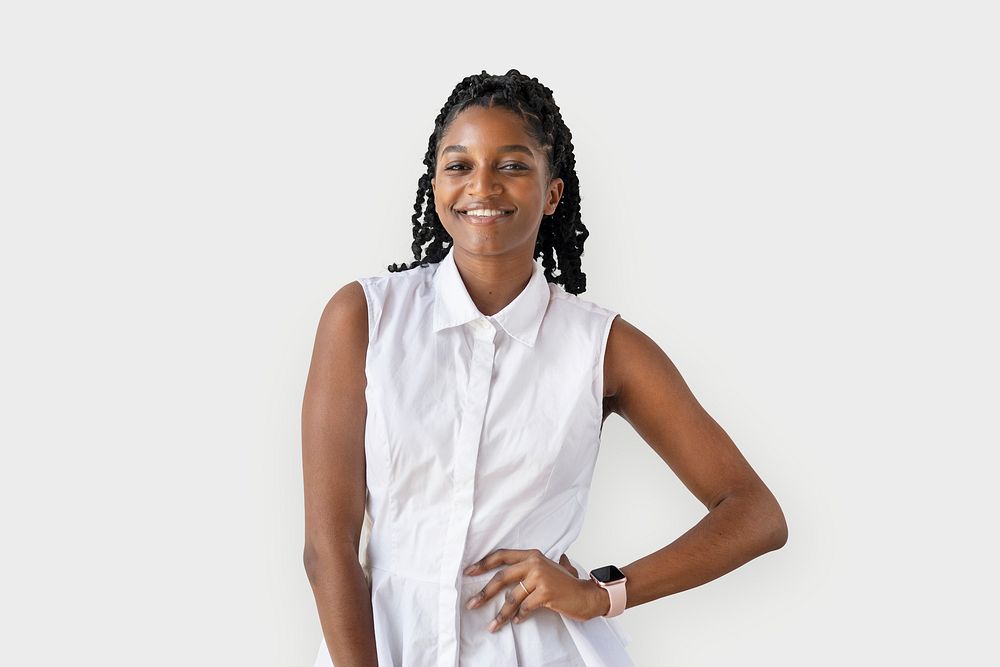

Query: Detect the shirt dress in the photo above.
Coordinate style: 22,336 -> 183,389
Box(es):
314,248 -> 634,666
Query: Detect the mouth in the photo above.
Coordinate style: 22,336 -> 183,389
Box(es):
455,208 -> 516,225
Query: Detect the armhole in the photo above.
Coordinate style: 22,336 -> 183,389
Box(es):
355,277 -> 376,587
597,310 -> 620,432
357,277 -> 378,344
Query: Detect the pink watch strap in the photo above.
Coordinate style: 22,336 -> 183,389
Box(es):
591,573 -> 627,617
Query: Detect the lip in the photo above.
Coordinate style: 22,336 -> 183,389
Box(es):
456,210 -> 515,225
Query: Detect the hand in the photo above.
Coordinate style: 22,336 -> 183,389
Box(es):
462,549 -> 607,633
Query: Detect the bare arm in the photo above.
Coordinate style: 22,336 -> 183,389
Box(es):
302,281 -> 378,666
602,315 -> 788,611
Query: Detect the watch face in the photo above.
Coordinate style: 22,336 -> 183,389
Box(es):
590,565 -> 626,584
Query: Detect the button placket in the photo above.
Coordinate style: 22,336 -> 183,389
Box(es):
436,320 -> 496,665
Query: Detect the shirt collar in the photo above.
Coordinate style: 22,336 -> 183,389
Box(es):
432,249 -> 550,347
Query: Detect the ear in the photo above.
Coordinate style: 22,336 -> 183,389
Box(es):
431,177 -> 436,197
545,178 -> 564,216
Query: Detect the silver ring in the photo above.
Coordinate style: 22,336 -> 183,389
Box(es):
519,580 -> 529,595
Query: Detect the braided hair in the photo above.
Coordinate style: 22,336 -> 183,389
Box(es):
387,69 -> 590,295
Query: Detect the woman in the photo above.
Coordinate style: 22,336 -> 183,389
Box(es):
302,69 -> 788,666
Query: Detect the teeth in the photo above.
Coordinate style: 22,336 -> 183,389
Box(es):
461,209 -> 510,217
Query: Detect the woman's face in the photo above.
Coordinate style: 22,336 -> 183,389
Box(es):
431,106 -> 563,258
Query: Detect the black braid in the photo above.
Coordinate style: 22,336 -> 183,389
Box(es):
386,69 -> 590,295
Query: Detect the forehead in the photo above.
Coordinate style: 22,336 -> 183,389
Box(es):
438,106 -> 535,153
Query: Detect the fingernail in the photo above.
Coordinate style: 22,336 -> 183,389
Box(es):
465,598 -> 477,610
488,619 -> 498,632
464,565 -> 476,575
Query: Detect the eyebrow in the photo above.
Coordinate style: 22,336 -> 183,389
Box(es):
440,144 -> 534,158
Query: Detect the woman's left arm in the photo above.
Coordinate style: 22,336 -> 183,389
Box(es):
463,315 -> 789,629
604,314 -> 789,610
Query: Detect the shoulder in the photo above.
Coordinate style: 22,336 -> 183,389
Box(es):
359,262 -> 438,303
603,313 -> 683,410
324,280 -> 368,319
318,263 -> 439,344
546,288 -> 622,402
302,281 -> 370,419
548,285 -> 618,328
313,280 -> 369,358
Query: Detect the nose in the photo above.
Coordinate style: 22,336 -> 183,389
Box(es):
467,165 -> 502,198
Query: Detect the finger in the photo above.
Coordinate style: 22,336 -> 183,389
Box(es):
489,582 -> 531,633
466,560 -> 532,610
465,548 -> 541,576
513,587 -> 543,624
558,553 -> 579,578
469,549 -> 549,606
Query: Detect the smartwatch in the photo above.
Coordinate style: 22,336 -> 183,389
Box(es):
589,565 -> 628,618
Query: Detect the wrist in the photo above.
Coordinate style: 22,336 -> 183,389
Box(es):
587,578 -> 611,619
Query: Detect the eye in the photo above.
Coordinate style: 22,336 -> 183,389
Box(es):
443,163 -> 528,172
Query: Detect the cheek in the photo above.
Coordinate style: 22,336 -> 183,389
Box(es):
434,206 -> 462,240
433,182 -> 461,212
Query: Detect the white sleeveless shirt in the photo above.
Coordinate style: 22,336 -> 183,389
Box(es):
314,249 -> 633,667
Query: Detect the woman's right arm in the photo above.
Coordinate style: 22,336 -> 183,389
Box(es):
302,280 -> 378,666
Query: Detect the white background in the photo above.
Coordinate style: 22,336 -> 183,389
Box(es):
2,1 -> 997,665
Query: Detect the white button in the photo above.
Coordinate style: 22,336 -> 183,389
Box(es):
470,318 -> 495,340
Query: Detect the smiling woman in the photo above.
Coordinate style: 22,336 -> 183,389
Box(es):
440,141 -> 540,225
302,69 -> 788,667
429,107 -> 564,258
387,70 -> 588,295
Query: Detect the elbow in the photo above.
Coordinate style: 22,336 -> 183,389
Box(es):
725,484 -> 789,552
302,541 -> 338,587
745,482 -> 788,551
769,516 -> 788,550
764,501 -> 789,551
303,543 -> 323,586
303,537 -> 361,586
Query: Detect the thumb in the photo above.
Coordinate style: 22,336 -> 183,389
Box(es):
559,553 -> 580,578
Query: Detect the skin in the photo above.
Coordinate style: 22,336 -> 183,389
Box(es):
302,283 -> 375,664
429,104 -> 563,314
303,105 -> 789,663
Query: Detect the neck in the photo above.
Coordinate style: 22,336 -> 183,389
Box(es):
450,248 -> 535,317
